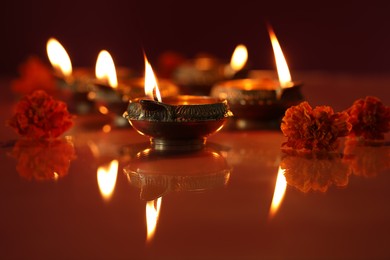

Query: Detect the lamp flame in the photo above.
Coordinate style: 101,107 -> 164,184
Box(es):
95,50 -> 118,88
46,38 -> 72,78
269,167 -> 287,219
97,160 -> 118,201
144,55 -> 162,102
146,197 -> 162,242
230,44 -> 248,72
267,25 -> 292,88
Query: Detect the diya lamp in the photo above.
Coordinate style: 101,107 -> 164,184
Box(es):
46,38 -> 96,114
171,45 -> 247,96
211,25 -> 304,129
123,55 -> 233,151
91,51 -> 180,128
91,50 -> 127,126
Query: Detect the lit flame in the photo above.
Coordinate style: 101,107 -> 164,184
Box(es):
95,50 -> 118,88
230,44 -> 248,72
97,160 -> 118,201
146,197 -> 162,242
267,25 -> 292,88
46,38 -> 72,77
144,55 -> 162,102
269,167 -> 287,219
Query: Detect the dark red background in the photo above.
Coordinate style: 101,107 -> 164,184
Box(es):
2,1 -> 390,76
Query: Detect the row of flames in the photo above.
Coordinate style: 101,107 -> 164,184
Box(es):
46,25 -> 292,103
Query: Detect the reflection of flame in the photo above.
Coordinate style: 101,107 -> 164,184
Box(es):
267,24 -> 292,88
98,105 -> 109,115
95,50 -> 118,88
102,124 -> 112,133
269,167 -> 287,219
230,44 -> 248,72
144,55 -> 162,102
97,160 -> 118,200
146,197 -> 162,242
46,38 -> 72,77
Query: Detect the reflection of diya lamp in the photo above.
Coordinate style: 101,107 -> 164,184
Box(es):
124,96 -> 233,150
123,146 -> 231,200
124,56 -> 233,151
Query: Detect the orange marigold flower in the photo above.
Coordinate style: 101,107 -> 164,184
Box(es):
10,138 -> 76,181
281,101 -> 352,153
7,90 -> 74,139
11,56 -> 56,95
345,96 -> 390,140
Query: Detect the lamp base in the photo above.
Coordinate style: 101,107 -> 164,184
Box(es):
151,138 -> 206,151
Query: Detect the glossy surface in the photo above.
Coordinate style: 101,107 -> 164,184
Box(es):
1,72 -> 390,259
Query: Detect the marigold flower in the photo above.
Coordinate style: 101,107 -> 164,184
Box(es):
11,56 -> 56,95
281,101 -> 351,153
345,96 -> 390,140
8,90 -> 74,139
10,138 -> 76,181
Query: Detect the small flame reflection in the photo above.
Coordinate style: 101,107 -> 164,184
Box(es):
267,24 -> 292,88
97,160 -> 118,201
102,124 -> 112,133
230,44 -> 248,72
269,167 -> 287,219
46,38 -> 72,78
146,197 -> 162,242
98,105 -> 109,115
95,50 -> 118,88
144,55 -> 162,102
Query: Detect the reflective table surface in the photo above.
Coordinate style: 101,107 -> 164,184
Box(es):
1,72 -> 390,259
